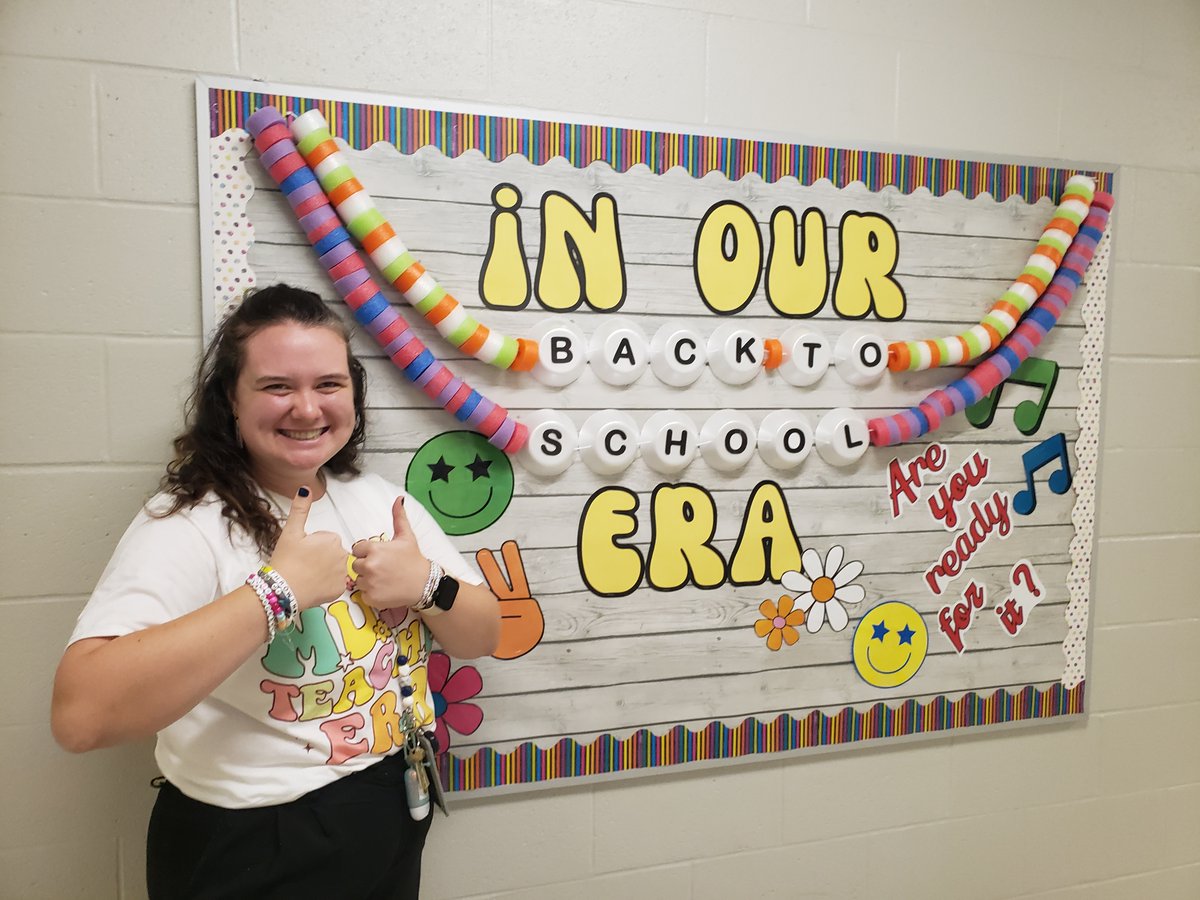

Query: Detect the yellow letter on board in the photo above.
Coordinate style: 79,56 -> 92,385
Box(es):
646,484 -> 727,590
535,191 -> 626,311
728,481 -> 803,584
694,201 -> 762,314
578,487 -> 643,596
480,183 -> 531,309
766,207 -> 828,317
832,212 -> 906,320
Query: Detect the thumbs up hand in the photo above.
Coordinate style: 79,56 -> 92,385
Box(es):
351,496 -> 431,610
268,486 -> 350,611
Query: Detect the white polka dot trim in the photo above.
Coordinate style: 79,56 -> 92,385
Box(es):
1063,223 -> 1110,689
210,129 -> 256,323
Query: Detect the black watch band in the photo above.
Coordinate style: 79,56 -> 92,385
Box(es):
432,573 -> 460,612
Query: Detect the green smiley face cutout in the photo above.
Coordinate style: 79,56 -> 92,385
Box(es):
406,431 -> 514,535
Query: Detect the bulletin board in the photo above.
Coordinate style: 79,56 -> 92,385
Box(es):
198,76 -> 1114,794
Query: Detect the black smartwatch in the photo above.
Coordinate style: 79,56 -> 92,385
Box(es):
430,573 -> 460,613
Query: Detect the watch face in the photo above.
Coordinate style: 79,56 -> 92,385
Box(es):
435,574 -> 460,610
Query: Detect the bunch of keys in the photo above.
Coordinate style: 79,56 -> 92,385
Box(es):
403,730 -> 447,821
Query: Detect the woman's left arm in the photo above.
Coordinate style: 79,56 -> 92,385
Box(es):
351,495 -> 500,659
416,579 -> 500,659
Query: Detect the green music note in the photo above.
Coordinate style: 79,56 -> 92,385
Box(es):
965,357 -> 1060,435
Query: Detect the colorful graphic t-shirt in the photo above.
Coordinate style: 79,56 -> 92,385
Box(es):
69,472 -> 481,808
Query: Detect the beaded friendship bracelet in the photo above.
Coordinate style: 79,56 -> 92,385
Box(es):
246,565 -> 300,642
258,564 -> 298,621
248,575 -> 277,643
412,561 -> 445,615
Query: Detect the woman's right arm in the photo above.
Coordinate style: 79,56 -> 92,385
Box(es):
51,488 -> 348,752
53,587 -> 282,752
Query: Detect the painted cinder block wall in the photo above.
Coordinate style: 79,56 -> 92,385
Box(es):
2,1 -> 1198,897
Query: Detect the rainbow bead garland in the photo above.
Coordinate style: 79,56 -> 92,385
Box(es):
888,174 -> 1096,372
287,109 -> 538,373
243,103 -> 1110,456
867,191 -> 1113,447
246,106 -> 528,454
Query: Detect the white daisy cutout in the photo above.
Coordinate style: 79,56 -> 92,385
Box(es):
781,545 -> 866,633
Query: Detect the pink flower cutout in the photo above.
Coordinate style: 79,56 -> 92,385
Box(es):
426,650 -> 484,752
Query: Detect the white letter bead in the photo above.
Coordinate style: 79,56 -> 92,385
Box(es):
707,322 -> 763,385
590,319 -> 649,386
530,319 -> 588,387
834,330 -> 888,386
650,323 -> 706,387
516,409 -> 578,476
639,410 -> 699,474
777,325 -> 831,387
700,409 -> 757,472
815,407 -> 870,466
579,409 -> 640,474
757,410 -> 814,470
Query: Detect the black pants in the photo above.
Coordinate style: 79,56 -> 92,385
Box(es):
147,754 -> 434,899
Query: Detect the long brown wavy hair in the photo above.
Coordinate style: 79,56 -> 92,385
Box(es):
156,284 -> 368,553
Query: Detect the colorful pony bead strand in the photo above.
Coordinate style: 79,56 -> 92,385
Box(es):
868,190 -> 1113,448
287,109 -> 538,373
246,107 -> 528,454
888,174 -> 1096,372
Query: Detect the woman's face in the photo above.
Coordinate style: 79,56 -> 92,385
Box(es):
231,322 -> 357,495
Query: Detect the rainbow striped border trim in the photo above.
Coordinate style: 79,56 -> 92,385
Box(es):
444,681 -> 1084,791
209,89 -> 1113,204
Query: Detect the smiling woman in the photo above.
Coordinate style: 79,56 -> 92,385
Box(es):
232,324 -> 358,498
50,284 -> 500,899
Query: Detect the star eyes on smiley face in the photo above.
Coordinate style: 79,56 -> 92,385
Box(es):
466,454 -> 493,481
869,620 -> 917,645
870,620 -> 916,645
428,456 -> 453,483
852,601 -> 929,688
427,453 -> 493,483
407,431 -> 516,536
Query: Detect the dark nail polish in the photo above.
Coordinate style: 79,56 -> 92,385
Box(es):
298,486 -> 311,498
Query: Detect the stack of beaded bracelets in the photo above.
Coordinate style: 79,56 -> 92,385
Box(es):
412,561 -> 445,616
247,564 -> 299,642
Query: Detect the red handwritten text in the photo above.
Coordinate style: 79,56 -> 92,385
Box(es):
927,451 -> 990,530
923,490 -> 1013,595
937,581 -> 986,653
995,597 -> 1026,636
887,442 -> 947,518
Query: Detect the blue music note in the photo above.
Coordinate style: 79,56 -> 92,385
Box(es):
1013,432 -> 1072,516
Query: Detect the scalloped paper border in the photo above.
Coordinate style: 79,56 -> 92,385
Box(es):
208,88 -> 1112,204
444,682 -> 1086,791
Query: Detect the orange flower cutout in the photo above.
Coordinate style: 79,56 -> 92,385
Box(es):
754,595 -> 806,651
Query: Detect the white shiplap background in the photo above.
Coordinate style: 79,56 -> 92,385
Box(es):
229,125 -> 1094,762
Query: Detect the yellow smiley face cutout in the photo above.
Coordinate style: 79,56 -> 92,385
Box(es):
852,601 -> 928,688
